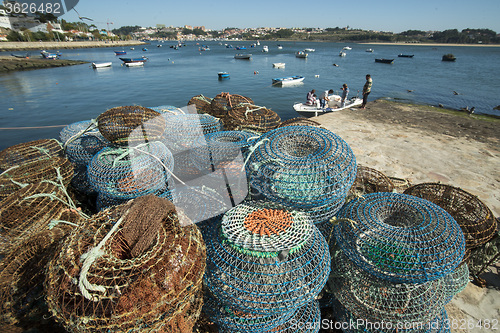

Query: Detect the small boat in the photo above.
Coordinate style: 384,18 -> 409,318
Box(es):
295,51 -> 308,58
40,51 -> 58,59
339,51 -> 346,57
277,45 -> 283,49
398,54 -> 414,58
272,75 -> 305,86
293,95 -> 363,117
342,46 -> 352,50
273,62 -> 286,68
304,48 -> 315,52
442,54 -> 456,61
226,44 -> 233,48
142,48 -> 148,51
235,46 -> 247,50
119,56 -> 148,63
366,48 -> 374,52
125,62 -> 144,67
262,45 -> 269,52
234,54 -> 252,59
114,50 -> 127,55
218,72 -> 230,79
130,47 -> 135,50
91,62 -> 112,69
375,58 -> 394,64
11,52 -> 30,58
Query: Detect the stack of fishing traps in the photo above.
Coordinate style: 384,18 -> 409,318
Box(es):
329,192 -> 469,333
204,201 -> 330,332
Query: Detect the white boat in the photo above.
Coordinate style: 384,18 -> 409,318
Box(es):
343,46 -> 352,50
339,51 -> 346,57
262,45 -> 269,52
277,45 -> 283,49
366,48 -> 374,52
234,53 -> 252,59
91,62 -> 112,69
272,75 -> 305,86
293,95 -> 363,117
295,51 -> 308,58
273,62 -> 286,68
125,62 -> 144,67
304,48 -> 315,52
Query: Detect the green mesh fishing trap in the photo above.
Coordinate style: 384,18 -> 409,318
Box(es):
334,193 -> 466,284
97,106 -> 166,146
0,156 -> 73,200
87,142 -> 174,200
204,201 -> 330,315
60,120 -> 110,166
246,125 -> 357,210
45,195 -> 206,332
0,139 -> 63,171
328,247 -> 469,326
403,183 -> 497,249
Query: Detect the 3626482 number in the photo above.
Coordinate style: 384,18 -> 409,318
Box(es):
4,2 -> 61,14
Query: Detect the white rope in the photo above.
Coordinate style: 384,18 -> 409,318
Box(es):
62,119 -> 98,151
78,209 -> 130,301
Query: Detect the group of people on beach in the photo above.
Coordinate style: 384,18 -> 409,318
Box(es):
305,74 -> 372,109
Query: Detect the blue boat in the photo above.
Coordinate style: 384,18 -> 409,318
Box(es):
218,72 -> 230,79
142,48 -> 148,51
235,46 -> 246,50
114,50 -> 127,55
119,56 -> 148,63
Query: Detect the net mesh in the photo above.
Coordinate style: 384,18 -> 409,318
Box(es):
403,183 -> 497,249
60,120 -> 110,166
204,201 -> 330,315
349,165 -> 395,197
45,195 -> 206,332
0,219 -> 78,331
87,142 -> 174,200
334,192 -> 466,283
210,92 -> 254,118
227,103 -> 281,133
0,157 -> 73,200
277,117 -> 323,128
0,181 -> 79,254
97,106 -> 166,146
187,94 -> 213,114
328,247 -> 469,325
247,126 -> 357,210
0,139 -> 62,171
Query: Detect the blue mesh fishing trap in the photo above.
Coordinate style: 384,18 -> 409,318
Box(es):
246,126 -> 356,210
334,192 -> 466,283
204,201 -> 330,315
87,141 -> 174,200
60,120 -> 109,166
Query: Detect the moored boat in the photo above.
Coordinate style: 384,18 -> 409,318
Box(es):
91,62 -> 112,69
119,56 -> 148,63
366,48 -> 374,52
124,62 -> 144,67
218,72 -> 230,79
342,46 -> 352,50
398,54 -> 414,58
272,62 -> 286,68
272,75 -> 305,86
339,51 -> 346,57
293,94 -> 363,117
262,45 -> 269,52
442,54 -> 456,61
295,51 -> 308,58
375,58 -> 394,64
114,50 -> 127,55
304,48 -> 315,52
234,54 -> 252,59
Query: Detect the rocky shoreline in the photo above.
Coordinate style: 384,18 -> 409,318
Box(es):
0,55 -> 87,72
0,40 -> 147,52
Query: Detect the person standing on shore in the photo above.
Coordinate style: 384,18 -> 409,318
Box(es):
361,74 -> 372,109
340,83 -> 349,107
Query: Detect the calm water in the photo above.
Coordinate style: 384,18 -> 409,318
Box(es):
1,41 -> 499,151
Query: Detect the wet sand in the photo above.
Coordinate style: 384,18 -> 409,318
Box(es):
0,55 -> 87,72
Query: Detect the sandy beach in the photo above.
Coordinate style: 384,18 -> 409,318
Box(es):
0,40 -> 146,52
313,100 -> 499,333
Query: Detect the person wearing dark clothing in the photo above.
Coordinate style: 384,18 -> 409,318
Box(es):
361,74 -> 372,109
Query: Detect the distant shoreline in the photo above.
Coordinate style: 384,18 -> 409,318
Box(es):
0,40 -> 147,52
358,42 -> 500,47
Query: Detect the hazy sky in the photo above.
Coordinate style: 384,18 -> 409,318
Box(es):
63,0 -> 500,33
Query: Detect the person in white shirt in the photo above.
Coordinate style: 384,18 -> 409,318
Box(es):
319,89 -> 334,108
